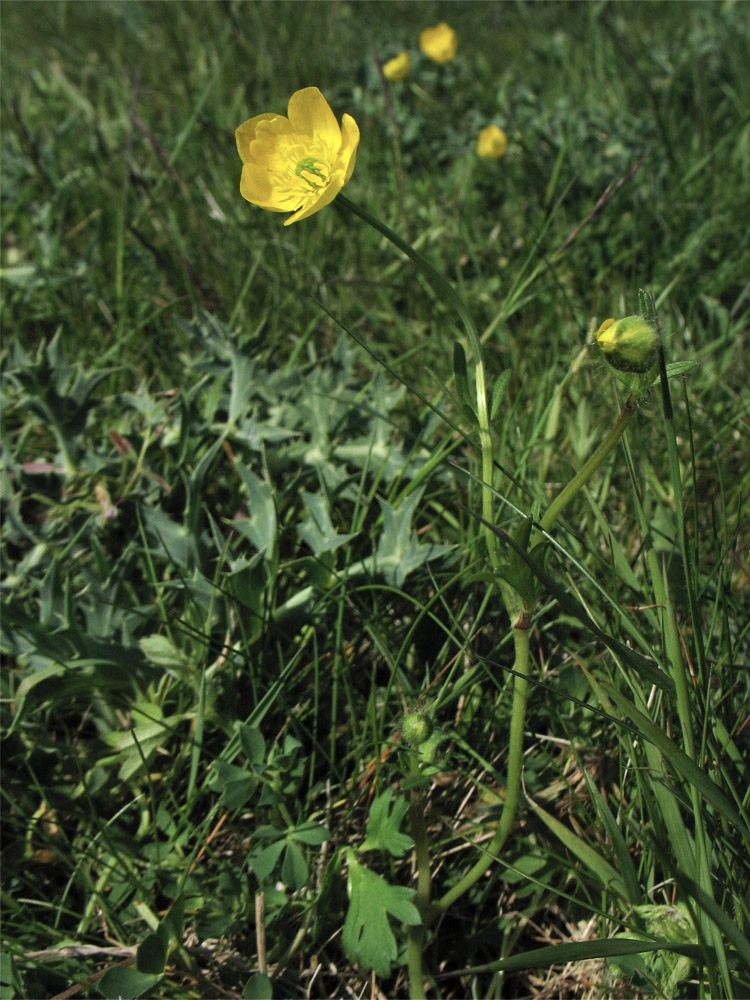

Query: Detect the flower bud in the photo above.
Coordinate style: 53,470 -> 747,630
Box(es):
419,730 -> 443,764
595,315 -> 660,374
383,51 -> 410,81
477,125 -> 508,159
402,711 -> 433,746
419,22 -> 457,63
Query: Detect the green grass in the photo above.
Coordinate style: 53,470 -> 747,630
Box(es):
2,2 -> 749,998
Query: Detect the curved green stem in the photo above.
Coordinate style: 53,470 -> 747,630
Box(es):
432,622 -> 530,916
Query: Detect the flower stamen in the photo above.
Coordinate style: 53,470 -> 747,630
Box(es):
295,157 -> 328,189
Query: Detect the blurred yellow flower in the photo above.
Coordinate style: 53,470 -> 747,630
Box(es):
235,87 -> 360,225
383,51 -> 410,81
419,22 -> 457,63
477,125 -> 508,159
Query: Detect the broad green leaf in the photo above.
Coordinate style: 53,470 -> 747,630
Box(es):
243,972 -> 273,999
138,634 -> 191,673
361,787 -> 414,857
289,820 -> 330,846
98,705 -> 184,781
210,761 -> 257,810
343,853 -> 420,978
235,467 -> 277,556
281,841 -> 308,890
0,951 -> 15,996
249,839 -> 286,882
136,931 -> 167,975
98,967 -> 162,1000
238,723 -> 266,767
348,488 -> 452,587
161,895 -> 185,945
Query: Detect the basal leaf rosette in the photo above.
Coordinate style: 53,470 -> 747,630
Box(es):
236,87 -> 360,226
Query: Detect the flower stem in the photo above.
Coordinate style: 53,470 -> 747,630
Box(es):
432,621 -> 530,916
407,750 -> 432,999
337,194 -> 499,571
430,392 -> 638,914
539,394 -> 637,535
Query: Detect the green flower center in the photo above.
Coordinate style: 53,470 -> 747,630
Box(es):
295,156 -> 328,190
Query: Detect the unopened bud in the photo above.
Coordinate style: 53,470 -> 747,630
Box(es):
596,315 -> 659,374
419,730 -> 443,764
402,711 -> 433,747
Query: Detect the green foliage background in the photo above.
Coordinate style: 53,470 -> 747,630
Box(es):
2,2 -> 749,998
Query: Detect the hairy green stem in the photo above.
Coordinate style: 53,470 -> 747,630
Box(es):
407,928 -> 428,1000
338,196 -> 647,963
432,622 -> 530,916
407,750 -> 432,999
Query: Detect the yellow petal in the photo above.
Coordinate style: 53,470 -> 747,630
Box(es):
287,87 -> 341,146
240,163 -> 293,211
285,175 -> 345,225
236,113 -> 281,163
339,114 -> 360,184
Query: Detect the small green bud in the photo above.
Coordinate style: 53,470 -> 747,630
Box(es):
402,711 -> 433,747
596,315 -> 659,374
419,730 -> 444,764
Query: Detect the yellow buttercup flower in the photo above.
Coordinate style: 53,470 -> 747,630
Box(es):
477,125 -> 508,159
383,51 -> 410,81
235,87 -> 360,226
419,22 -> 457,63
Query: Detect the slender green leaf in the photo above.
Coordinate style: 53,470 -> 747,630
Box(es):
528,797 -> 630,902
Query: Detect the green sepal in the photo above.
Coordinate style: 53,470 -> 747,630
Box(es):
653,360 -> 699,383
637,287 -> 656,326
